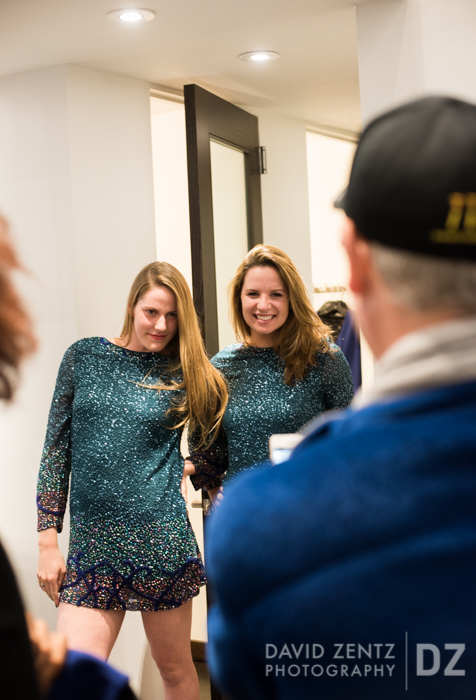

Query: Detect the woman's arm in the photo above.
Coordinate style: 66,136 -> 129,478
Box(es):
37,346 -> 75,533
37,346 -> 75,605
37,528 -> 66,608
187,425 -> 229,492
182,460 -> 224,506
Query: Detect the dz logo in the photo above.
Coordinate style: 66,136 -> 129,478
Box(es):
416,644 -> 465,676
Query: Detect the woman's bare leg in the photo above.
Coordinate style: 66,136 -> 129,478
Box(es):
142,600 -> 199,700
57,602 -> 126,660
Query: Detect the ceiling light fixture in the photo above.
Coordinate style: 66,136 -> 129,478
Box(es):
107,8 -> 156,23
239,51 -> 280,63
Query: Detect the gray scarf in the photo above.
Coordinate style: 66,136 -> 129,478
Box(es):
354,315 -> 476,408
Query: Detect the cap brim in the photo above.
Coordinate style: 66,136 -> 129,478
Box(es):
333,188 -> 348,210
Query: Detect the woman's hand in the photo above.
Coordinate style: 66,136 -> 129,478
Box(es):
26,613 -> 67,697
37,528 -> 66,608
181,459 -> 224,508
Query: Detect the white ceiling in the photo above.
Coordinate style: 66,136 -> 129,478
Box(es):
0,0 -> 367,134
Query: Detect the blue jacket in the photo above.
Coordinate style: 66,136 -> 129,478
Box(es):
205,380 -> 476,699
49,650 -> 136,700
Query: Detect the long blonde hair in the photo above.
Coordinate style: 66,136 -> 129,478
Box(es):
118,262 -> 227,447
229,245 -> 333,384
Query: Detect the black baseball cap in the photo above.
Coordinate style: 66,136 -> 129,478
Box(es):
335,96 -> 476,260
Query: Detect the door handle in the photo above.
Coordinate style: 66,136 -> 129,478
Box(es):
191,498 -> 211,515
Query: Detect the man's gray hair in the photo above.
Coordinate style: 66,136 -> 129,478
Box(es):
369,242 -> 476,314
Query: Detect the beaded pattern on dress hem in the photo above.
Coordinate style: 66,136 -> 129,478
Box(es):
61,552 -> 206,611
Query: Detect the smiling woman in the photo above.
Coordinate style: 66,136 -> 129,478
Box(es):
186,244 -> 355,495
240,265 -> 290,347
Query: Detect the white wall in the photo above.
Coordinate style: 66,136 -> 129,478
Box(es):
306,132 -> 355,297
0,64 -> 157,694
150,99 -> 193,286
210,141 -> 249,349
0,64 -> 79,609
305,131 -> 373,394
66,65 -> 157,338
356,0 -> 476,124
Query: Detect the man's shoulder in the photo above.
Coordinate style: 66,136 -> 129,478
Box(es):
296,379 -> 476,457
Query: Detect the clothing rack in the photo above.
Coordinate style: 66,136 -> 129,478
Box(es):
313,285 -> 346,294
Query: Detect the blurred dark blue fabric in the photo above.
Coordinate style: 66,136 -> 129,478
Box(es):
49,650 -> 137,700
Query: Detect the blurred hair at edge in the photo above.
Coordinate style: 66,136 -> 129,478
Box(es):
0,213 -> 37,401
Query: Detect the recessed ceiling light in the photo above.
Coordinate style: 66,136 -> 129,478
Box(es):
107,8 -> 156,23
239,51 -> 280,63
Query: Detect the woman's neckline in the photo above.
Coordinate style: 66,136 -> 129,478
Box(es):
99,337 -> 170,358
241,343 -> 277,353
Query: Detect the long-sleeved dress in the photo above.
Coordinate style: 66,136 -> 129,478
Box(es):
37,337 -> 205,611
189,343 -> 354,490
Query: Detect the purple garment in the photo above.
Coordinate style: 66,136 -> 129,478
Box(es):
336,311 -> 361,391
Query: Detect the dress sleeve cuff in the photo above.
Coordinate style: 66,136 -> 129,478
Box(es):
37,513 -> 64,533
188,453 -> 225,491
37,495 -> 65,533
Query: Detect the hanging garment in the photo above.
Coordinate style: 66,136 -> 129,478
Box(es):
317,300 -> 348,339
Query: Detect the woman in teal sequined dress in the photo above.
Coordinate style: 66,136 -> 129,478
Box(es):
187,245 -> 354,497
36,262 -> 227,700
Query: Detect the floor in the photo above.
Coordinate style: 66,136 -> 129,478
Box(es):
195,660 -> 211,700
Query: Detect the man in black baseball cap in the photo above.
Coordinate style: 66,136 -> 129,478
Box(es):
204,96 -> 476,700
335,95 -> 476,258
334,95 -> 476,365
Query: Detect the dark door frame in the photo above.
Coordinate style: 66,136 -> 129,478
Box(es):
184,83 -> 263,356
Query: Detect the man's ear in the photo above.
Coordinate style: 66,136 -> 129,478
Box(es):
341,217 -> 373,295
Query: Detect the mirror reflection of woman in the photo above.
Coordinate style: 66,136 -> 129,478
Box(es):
36,262 -> 227,700
187,245 -> 354,499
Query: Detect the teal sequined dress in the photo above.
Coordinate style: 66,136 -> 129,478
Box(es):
189,343 -> 354,489
37,338 -> 205,611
